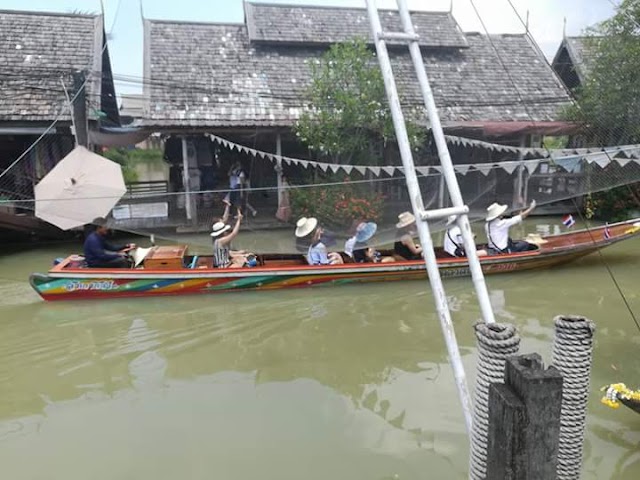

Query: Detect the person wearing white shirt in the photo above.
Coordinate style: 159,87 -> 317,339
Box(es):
444,216 -> 464,257
485,200 -> 537,254
443,216 -> 488,258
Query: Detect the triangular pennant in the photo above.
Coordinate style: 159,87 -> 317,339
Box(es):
616,157 -> 632,167
524,160 -> 540,174
318,163 -> 329,172
257,151 -> 266,159
283,157 -> 292,166
591,153 -> 611,168
298,160 -> 309,169
368,166 -> 381,177
342,165 -> 353,174
475,164 -> 493,176
247,148 -> 258,157
501,162 -> 519,175
416,166 -> 430,176
432,166 -> 443,173
382,166 -> 396,176
329,164 -> 340,174
455,164 -> 470,176
265,153 -> 275,162
355,166 -> 367,175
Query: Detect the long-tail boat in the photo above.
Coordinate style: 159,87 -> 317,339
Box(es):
29,219 -> 640,301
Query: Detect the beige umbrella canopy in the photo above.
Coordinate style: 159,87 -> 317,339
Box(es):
35,146 -> 127,230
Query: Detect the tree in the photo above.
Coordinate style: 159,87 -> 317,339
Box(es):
294,38 -> 423,165
566,0 -> 640,145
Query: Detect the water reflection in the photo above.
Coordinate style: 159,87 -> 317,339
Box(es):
0,227 -> 638,479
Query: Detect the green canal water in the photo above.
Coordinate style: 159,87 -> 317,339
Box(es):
0,220 -> 638,479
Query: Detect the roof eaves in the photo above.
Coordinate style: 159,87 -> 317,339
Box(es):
0,8 -> 99,18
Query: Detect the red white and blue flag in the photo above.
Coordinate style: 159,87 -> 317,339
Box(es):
562,214 -> 576,228
604,223 -> 611,240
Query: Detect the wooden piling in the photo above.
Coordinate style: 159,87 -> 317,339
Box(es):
485,353 -> 563,480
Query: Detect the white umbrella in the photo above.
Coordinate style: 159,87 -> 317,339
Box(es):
35,146 -> 127,230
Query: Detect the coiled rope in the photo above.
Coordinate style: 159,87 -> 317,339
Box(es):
552,315 -> 596,480
469,322 -> 521,480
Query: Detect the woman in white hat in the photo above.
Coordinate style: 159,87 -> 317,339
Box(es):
211,208 -> 246,268
295,217 -> 343,265
393,211 -> 423,260
485,200 -> 537,254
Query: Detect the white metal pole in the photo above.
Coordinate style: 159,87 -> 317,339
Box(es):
364,0 -> 473,434
276,133 -> 283,210
181,137 -> 192,221
395,0 -> 496,326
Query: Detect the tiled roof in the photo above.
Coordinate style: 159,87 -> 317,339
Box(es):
0,10 -> 104,122
552,36 -> 602,84
144,6 -> 571,129
244,1 -> 468,48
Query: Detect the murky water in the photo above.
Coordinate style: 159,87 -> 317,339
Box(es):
0,220 -> 639,479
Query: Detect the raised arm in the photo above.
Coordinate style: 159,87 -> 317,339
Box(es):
519,199 -> 537,220
219,210 -> 243,247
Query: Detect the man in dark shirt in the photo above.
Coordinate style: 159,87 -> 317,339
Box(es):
83,217 -> 133,268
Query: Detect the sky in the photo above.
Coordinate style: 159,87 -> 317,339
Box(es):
0,0 -> 615,95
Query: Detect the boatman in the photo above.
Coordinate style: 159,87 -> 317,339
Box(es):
485,200 -> 537,254
83,217 -> 135,268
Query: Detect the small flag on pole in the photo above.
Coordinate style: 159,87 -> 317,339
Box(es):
562,214 -> 576,228
604,223 -> 611,240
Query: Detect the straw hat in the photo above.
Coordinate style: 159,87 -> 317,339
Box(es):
210,221 -> 231,237
525,233 -> 548,245
396,211 -> 416,229
486,203 -> 508,222
295,217 -> 318,238
446,215 -> 457,227
355,222 -> 377,243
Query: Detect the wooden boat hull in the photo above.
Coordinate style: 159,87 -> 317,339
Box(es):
29,219 -> 640,301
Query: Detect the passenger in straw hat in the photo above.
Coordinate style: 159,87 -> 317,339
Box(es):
393,211 -> 423,261
211,208 -> 247,268
443,215 -> 487,258
295,217 -> 343,265
485,200 -> 537,254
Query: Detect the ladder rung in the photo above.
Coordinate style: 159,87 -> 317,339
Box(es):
419,206 -> 469,221
377,32 -> 420,43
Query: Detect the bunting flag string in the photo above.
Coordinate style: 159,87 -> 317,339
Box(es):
206,133 -> 640,179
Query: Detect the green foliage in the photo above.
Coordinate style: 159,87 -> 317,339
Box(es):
584,183 -> 640,221
565,0 -> 640,144
542,136 -> 568,150
294,38 -> 424,165
102,148 -> 166,184
289,176 -> 385,229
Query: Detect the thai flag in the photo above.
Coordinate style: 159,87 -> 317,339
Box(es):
562,214 -> 575,228
604,223 -> 611,240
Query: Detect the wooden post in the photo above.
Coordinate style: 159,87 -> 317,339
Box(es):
72,71 -> 88,148
181,137 -> 192,221
276,133 -> 283,210
486,353 -> 563,480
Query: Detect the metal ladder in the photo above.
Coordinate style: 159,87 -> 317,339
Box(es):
364,0 -> 497,434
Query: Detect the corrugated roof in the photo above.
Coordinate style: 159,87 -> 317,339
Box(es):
0,9 -> 104,122
143,7 -> 571,129
244,1 -> 468,48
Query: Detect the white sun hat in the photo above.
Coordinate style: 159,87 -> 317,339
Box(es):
295,217 -> 318,238
486,203 -> 508,222
446,215 -> 457,227
210,221 -> 231,237
396,211 -> 416,229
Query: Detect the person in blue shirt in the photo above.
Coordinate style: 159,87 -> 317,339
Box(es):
83,217 -> 134,268
294,217 -> 343,265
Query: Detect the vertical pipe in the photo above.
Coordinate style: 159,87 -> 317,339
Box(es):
364,0 -> 473,434
514,135 -> 526,208
395,0 -> 496,327
276,133 -> 283,210
181,137 -> 192,221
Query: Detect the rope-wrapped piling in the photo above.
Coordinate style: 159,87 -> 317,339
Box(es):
469,323 -> 520,480
552,315 -> 596,480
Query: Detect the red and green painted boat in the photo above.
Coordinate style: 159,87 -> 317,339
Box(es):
29,219 -> 640,301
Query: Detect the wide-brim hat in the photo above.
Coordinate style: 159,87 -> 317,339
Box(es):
295,216 -> 318,238
486,203 -> 508,222
525,233 -> 548,245
211,221 -> 231,237
355,222 -> 377,243
446,215 -> 457,227
396,211 -> 416,229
